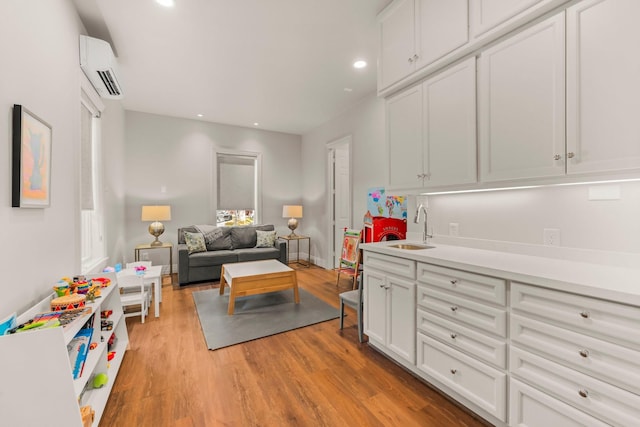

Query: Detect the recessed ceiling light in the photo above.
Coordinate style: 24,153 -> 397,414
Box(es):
253,122 -> 259,126
155,0 -> 175,7
197,113 -> 203,117
353,60 -> 367,69
344,88 -> 353,92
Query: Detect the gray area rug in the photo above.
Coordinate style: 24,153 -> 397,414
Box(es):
193,287 -> 340,350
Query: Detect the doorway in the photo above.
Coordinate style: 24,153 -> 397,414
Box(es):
327,136 -> 352,269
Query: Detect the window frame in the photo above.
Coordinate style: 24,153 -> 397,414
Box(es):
212,149 -> 262,225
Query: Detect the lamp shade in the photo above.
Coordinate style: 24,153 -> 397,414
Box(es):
282,205 -> 303,218
141,205 -> 172,222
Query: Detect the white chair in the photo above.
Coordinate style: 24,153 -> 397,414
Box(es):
124,261 -> 153,307
118,274 -> 149,323
339,272 -> 364,343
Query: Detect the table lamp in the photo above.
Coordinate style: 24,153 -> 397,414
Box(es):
282,205 -> 303,237
141,205 -> 171,246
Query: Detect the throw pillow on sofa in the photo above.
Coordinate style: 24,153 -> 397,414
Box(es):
256,230 -> 276,248
184,231 -> 207,254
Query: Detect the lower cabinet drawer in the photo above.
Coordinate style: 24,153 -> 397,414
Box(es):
417,333 -> 507,421
417,285 -> 507,337
364,252 -> 416,280
417,308 -> 506,368
509,378 -> 610,427
511,346 -> 640,426
511,313 -> 640,395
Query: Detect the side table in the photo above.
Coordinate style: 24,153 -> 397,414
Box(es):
134,242 -> 173,284
278,235 -> 311,267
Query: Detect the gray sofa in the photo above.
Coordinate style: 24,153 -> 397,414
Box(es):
177,224 -> 286,285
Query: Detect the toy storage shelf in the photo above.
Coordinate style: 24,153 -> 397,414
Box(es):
0,272 -> 129,427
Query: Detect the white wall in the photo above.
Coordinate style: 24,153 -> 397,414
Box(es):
123,111 -> 302,267
301,94 -> 386,268
0,0 -> 86,317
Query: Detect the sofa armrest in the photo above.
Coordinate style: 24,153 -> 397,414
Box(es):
178,243 -> 190,284
277,241 -> 287,264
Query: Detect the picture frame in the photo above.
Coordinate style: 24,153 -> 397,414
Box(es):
12,104 -> 52,208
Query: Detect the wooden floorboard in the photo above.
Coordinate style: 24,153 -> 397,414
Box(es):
101,265 -> 490,427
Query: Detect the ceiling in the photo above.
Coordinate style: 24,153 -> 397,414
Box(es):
74,0 -> 391,135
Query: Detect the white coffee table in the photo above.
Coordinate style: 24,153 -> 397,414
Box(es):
219,260 -> 299,315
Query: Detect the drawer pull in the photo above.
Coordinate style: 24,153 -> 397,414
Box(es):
450,306 -> 458,312
450,333 -> 457,339
450,279 -> 458,285
579,311 -> 590,319
579,349 -> 590,358
450,369 -> 457,375
578,389 -> 589,398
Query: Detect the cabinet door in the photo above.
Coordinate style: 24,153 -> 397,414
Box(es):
364,270 -> 387,344
478,13 -> 565,182
379,0 -> 416,90
387,276 -> 416,363
387,84 -> 424,188
416,0 -> 468,68
566,0 -> 640,174
470,0 -> 544,38
423,58 -> 477,187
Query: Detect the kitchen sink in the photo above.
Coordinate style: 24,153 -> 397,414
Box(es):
388,243 -> 435,250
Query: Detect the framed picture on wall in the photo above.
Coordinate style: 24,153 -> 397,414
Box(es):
12,104 -> 52,208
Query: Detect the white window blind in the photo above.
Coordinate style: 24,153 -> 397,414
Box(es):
217,154 -> 256,210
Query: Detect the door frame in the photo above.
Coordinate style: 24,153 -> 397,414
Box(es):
326,135 -> 352,269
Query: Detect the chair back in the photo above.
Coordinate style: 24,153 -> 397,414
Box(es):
339,228 -> 362,269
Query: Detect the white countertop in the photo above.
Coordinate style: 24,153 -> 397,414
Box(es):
361,240 -> 640,306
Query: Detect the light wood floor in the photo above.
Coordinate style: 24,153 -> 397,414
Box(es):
101,265 -> 489,427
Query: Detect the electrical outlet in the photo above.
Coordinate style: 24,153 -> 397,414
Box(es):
141,252 -> 149,261
543,228 -> 561,246
449,223 -> 459,237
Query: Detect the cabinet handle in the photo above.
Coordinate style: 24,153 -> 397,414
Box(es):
567,152 -> 575,159
408,57 -> 414,63
450,279 -> 458,285
450,369 -> 457,375
450,306 -> 458,312
417,173 -> 423,179
450,333 -> 457,339
413,54 -> 419,61
579,311 -> 590,319
579,349 -> 590,358
554,154 -> 561,160
379,283 -> 385,288
578,389 -> 589,398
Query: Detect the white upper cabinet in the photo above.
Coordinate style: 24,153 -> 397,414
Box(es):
388,58 -> 477,189
423,57 -> 477,187
478,14 -> 565,182
470,0 -> 543,38
566,0 -> 640,175
387,84 -> 423,188
417,0 -> 469,67
379,0 -> 416,91
379,0 -> 469,91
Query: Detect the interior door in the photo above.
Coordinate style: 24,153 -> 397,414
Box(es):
328,137 -> 351,269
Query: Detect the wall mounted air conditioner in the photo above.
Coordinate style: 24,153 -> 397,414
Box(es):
79,35 -> 124,99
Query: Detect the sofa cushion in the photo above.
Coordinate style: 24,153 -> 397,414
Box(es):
188,250 -> 238,267
230,225 -> 274,249
184,231 -> 207,254
236,247 -> 281,262
256,230 -> 276,248
199,226 -> 232,251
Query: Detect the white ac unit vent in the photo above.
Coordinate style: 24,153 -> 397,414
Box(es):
79,35 -> 124,99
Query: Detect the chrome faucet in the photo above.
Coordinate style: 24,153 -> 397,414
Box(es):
414,203 -> 432,243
